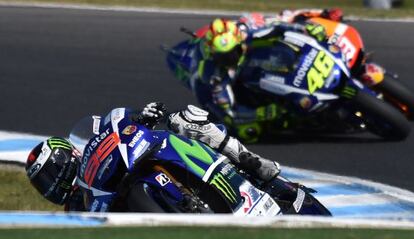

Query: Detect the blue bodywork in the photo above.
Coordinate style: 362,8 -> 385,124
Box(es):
75,108 -> 235,212
73,108 -> 330,215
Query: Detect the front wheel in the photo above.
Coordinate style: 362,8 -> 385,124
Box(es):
376,78 -> 414,120
126,165 -> 232,213
352,90 -> 411,140
126,182 -> 167,212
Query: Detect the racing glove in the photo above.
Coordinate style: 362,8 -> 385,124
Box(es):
136,102 -> 167,129
304,23 -> 327,42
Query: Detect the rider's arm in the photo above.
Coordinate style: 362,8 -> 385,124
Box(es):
195,62 -> 278,143
64,186 -> 86,212
241,21 -> 305,43
242,20 -> 328,44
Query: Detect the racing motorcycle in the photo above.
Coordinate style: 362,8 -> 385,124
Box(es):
307,17 -> 414,120
166,30 -> 411,140
69,108 -> 331,215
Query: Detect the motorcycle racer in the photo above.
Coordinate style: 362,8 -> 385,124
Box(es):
168,10 -> 342,143
25,103 -> 280,212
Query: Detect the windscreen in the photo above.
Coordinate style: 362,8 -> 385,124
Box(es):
69,115 -> 102,155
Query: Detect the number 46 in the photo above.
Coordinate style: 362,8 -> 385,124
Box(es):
307,51 -> 334,94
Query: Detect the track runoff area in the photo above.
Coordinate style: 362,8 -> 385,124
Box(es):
0,2 -> 414,229
1,130 -> 414,228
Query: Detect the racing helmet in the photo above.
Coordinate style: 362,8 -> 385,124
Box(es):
25,137 -> 79,205
204,18 -> 244,67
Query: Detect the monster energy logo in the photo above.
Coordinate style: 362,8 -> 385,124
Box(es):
210,173 -> 237,203
47,137 -> 72,150
341,86 -> 357,99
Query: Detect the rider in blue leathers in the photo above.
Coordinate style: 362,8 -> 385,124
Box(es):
167,11 -> 342,142
25,103 -> 280,212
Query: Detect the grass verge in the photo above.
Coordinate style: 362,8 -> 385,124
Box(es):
1,227 -> 414,239
2,0 -> 414,18
0,166 -> 62,211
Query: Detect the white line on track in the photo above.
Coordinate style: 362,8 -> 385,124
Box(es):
1,1 -> 414,23
317,192 -> 400,208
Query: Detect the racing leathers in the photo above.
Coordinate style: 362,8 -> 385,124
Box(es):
178,10 -> 337,143
67,102 -> 280,212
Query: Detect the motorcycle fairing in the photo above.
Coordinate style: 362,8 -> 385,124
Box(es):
152,132 -> 223,179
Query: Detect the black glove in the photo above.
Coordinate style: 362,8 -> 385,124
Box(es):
137,102 -> 166,129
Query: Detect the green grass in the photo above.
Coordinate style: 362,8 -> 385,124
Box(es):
3,0 -> 414,18
1,227 -> 414,239
0,167 -> 62,211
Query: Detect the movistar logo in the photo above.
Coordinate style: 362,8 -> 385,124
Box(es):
293,48 -> 318,87
169,134 -> 214,178
210,173 -> 237,203
47,137 -> 72,150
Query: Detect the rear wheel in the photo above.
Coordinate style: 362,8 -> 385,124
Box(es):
352,90 -> 411,140
376,78 -> 414,120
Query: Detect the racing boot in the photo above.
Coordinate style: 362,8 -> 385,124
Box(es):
237,151 -> 280,182
221,136 -> 280,182
168,105 -> 281,181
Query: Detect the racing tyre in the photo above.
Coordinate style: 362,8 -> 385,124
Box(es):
376,78 -> 414,120
126,182 -> 165,212
352,90 -> 411,140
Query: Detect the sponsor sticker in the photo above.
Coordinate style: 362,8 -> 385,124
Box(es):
155,173 -> 171,186
293,48 -> 319,87
240,191 -> 253,213
92,116 -> 101,135
27,143 -> 52,179
128,130 -> 144,148
329,45 -> 340,54
293,188 -> 306,213
263,197 -> 275,212
122,125 -> 137,135
299,96 -> 312,109
132,139 -> 149,159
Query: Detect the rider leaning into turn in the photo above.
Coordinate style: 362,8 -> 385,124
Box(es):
25,102 -> 280,212
175,9 -> 343,143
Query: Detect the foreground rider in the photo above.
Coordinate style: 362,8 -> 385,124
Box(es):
171,10 -> 338,143
25,102 -> 280,212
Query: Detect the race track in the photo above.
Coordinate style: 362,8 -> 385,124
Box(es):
0,5 -> 414,192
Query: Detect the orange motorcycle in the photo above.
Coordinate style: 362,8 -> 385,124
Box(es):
309,17 -> 414,119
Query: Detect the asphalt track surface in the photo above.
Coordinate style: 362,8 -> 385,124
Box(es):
0,6 -> 413,191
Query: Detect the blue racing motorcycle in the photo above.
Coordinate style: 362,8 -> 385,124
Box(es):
166,31 -> 411,140
69,108 -> 331,215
